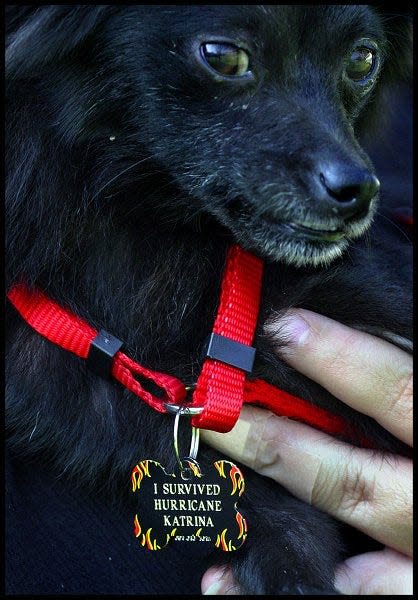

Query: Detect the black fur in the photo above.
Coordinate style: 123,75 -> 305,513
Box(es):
6,5 -> 412,595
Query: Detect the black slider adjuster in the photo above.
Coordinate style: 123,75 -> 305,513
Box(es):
87,330 -> 123,379
205,332 -> 256,373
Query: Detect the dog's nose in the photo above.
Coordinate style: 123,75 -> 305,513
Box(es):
318,163 -> 380,219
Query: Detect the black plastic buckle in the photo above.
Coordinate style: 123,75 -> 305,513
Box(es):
87,330 -> 123,379
205,332 -> 256,373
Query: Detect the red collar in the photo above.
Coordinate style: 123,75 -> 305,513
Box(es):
7,245 -> 372,448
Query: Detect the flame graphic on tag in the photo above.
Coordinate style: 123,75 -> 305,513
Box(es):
235,511 -> 247,541
134,514 -> 141,538
214,460 -> 225,477
214,461 -> 245,496
230,465 -> 245,496
184,459 -> 202,477
215,528 -> 235,552
131,460 -> 156,492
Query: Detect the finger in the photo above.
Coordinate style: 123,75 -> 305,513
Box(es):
264,309 -> 413,446
334,548 -> 413,595
201,405 -> 412,556
201,567 -> 241,595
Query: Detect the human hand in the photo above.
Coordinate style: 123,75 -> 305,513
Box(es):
200,310 -> 413,595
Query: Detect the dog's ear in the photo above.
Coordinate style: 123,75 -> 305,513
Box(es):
6,6 -> 110,79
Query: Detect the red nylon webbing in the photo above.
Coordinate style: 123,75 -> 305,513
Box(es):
7,285 -> 186,412
191,245 -> 264,432
7,245 -> 374,447
244,379 -> 373,448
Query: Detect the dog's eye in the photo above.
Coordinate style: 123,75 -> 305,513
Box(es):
200,43 -> 250,77
345,46 -> 376,82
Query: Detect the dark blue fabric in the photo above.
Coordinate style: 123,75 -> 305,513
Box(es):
5,452 -> 211,595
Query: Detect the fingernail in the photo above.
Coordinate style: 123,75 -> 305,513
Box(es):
203,580 -> 225,595
265,311 -> 311,347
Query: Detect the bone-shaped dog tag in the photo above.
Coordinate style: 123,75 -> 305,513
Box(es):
131,458 -> 247,551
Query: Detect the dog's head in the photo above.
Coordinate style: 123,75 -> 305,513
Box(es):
6,5 -> 411,268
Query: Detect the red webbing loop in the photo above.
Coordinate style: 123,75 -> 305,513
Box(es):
244,379 -> 374,448
7,284 -> 186,411
192,245 -> 264,432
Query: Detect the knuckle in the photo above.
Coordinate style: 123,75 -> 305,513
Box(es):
310,449 -> 341,507
311,451 -> 375,518
249,411 -> 280,472
385,370 -> 413,421
338,461 -> 375,517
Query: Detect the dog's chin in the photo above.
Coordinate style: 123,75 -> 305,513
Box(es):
215,206 -> 375,268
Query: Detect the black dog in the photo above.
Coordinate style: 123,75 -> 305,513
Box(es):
6,5 -> 412,595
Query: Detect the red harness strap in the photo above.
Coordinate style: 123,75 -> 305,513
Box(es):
191,246 -> 263,432
7,285 -> 186,413
244,379 -> 371,447
6,244 -> 371,447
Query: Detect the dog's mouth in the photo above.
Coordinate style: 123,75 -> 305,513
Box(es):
266,218 -> 347,243
215,198 -> 375,267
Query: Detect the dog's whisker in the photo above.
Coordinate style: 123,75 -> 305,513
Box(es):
375,210 -> 411,243
28,410 -> 40,441
91,156 -> 158,201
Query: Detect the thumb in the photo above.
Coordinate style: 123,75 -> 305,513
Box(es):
201,566 -> 241,595
334,548 -> 413,595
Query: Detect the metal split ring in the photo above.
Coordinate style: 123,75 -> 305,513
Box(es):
172,405 -> 200,478
164,384 -> 203,416
165,404 -> 203,416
